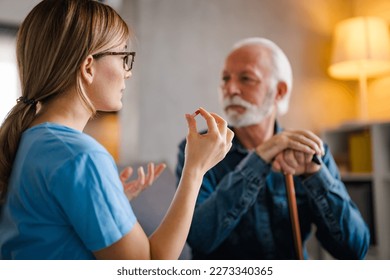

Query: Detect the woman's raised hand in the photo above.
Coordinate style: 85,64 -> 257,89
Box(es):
184,107 -> 234,175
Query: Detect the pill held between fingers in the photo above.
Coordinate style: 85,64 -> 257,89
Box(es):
191,109 -> 200,118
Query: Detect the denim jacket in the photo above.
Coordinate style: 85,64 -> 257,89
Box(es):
175,124 -> 370,259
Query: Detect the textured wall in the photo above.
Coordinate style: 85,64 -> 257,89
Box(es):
118,0 -> 355,169
3,1 -> 389,170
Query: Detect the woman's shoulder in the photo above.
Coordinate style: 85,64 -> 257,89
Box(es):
22,122 -> 108,159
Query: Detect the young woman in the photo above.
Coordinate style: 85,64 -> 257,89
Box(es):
0,0 -> 233,260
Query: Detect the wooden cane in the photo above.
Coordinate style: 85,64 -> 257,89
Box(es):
284,154 -> 321,260
285,173 -> 304,260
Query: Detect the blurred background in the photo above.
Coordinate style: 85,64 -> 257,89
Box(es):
1,0 -> 390,259
2,0 -> 390,169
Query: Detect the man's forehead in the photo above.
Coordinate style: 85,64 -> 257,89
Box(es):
225,45 -> 271,71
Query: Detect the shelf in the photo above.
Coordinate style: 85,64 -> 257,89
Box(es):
340,172 -> 373,182
322,121 -> 390,259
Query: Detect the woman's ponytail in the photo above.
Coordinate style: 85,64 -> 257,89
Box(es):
0,100 -> 37,202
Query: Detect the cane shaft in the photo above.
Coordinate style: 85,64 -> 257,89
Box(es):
285,173 -> 304,260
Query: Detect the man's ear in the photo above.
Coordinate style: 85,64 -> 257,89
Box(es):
80,55 -> 95,85
275,81 -> 288,101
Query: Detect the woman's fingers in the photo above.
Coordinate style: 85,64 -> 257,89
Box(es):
210,112 -> 228,135
210,112 -> 234,153
226,128 -> 234,145
124,182 -> 142,201
143,162 -> 167,187
185,112 -> 198,135
144,162 -> 155,187
123,162 -> 166,201
183,107 -> 232,174
120,166 -> 133,183
197,107 -> 219,134
154,163 -> 166,179
137,166 -> 145,186
187,108 -> 229,138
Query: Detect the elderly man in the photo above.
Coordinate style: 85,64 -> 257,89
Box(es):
175,37 -> 370,259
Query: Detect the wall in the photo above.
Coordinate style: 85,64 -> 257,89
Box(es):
0,0 -> 40,24
118,0 -> 356,170
2,1 -> 389,170
0,30 -> 18,122
1,0 -> 377,170
118,0 -> 357,259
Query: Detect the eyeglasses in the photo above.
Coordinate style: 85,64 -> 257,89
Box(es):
92,51 -> 136,71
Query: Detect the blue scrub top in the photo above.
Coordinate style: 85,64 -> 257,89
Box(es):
0,123 -> 136,259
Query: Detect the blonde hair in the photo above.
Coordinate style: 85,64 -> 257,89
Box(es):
232,37 -> 293,116
0,0 -> 131,202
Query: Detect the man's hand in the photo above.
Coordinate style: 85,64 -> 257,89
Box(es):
255,129 -> 324,163
272,149 -> 321,175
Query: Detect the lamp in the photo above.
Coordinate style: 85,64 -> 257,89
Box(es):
328,16 -> 390,121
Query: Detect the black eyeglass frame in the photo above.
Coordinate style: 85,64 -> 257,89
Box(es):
92,51 -> 136,71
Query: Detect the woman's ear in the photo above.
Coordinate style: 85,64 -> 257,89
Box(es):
80,55 -> 95,85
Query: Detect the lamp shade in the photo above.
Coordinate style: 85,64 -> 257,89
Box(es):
328,16 -> 390,80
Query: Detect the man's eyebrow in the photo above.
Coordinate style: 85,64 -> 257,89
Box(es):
239,70 -> 256,75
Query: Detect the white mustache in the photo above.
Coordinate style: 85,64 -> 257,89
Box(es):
223,96 -> 256,111
221,94 -> 274,127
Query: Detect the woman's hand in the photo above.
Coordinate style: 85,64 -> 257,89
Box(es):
183,107 -> 234,176
98,108 -> 233,260
120,162 -> 166,201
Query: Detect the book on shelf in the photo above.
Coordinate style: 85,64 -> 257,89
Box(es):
348,130 -> 372,173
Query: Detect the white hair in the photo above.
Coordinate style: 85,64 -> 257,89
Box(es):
231,37 -> 293,115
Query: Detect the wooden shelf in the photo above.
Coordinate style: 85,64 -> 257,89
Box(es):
321,122 -> 390,259
340,172 -> 373,182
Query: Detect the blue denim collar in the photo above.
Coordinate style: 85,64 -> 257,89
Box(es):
230,121 -> 282,154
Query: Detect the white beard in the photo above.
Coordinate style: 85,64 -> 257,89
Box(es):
221,93 -> 275,128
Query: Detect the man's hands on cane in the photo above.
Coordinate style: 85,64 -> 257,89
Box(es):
255,130 -> 324,175
256,129 -> 324,260
272,149 -> 322,175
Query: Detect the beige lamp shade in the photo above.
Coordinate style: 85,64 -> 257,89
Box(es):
328,16 -> 390,80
